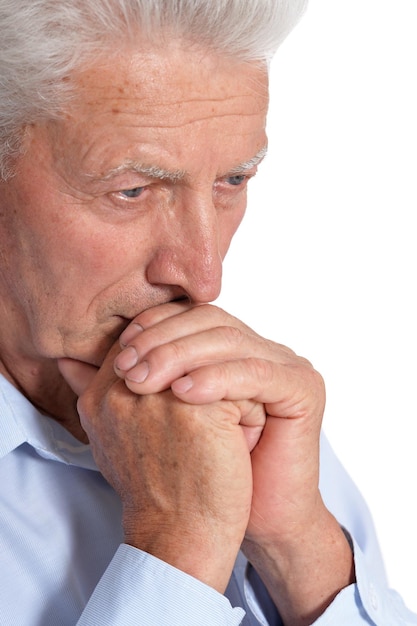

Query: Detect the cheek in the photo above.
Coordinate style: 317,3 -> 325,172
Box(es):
51,228 -> 146,294
16,187 -> 146,287
218,196 -> 247,259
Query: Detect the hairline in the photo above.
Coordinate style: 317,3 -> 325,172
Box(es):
0,0 -> 308,180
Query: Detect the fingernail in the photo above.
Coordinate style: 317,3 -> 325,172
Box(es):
114,346 -> 139,371
120,323 -> 143,348
172,375 -> 193,394
126,361 -> 150,384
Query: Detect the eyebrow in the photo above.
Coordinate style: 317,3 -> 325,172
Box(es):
228,145 -> 268,175
96,145 -> 268,184
97,163 -> 186,183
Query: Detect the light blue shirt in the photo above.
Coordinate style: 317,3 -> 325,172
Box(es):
0,374 -> 415,625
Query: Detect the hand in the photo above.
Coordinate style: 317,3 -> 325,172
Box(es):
58,344 -> 264,593
112,302 -> 354,625
113,301 -> 325,542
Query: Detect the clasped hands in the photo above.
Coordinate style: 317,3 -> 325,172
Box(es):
59,301 -> 327,594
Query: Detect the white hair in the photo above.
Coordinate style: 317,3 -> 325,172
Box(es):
0,0 -> 307,179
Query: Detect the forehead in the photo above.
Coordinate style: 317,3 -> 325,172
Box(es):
73,42 -> 268,121
45,42 -> 269,178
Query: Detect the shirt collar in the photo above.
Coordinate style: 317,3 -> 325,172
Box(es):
0,374 -> 97,470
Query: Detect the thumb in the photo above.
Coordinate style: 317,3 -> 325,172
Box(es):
57,358 -> 99,396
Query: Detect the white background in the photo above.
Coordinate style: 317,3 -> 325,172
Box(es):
217,0 -> 417,613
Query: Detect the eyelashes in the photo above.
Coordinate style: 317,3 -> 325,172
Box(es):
119,187 -> 145,198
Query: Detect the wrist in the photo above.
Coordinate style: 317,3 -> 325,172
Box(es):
124,514 -> 243,593
243,503 -> 355,626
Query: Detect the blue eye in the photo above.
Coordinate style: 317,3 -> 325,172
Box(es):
226,175 -> 246,186
120,187 -> 145,198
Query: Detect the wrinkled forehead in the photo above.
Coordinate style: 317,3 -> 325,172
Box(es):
64,41 -> 270,126
23,42 -> 270,188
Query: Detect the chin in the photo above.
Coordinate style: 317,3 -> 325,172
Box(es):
45,316 -> 128,366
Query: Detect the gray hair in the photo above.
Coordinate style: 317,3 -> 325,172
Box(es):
0,0 -> 307,179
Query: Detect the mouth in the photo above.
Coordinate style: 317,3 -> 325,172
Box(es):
114,295 -> 190,325
70,296 -> 192,368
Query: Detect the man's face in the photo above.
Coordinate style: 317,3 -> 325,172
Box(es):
0,42 -> 268,368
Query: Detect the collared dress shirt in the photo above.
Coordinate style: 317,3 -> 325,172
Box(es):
0,374 -> 415,625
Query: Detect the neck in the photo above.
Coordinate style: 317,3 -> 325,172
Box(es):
0,351 -> 88,443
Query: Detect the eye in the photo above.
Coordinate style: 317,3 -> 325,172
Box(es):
119,186 -> 146,198
225,175 -> 247,186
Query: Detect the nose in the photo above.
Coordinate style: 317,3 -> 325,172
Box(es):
146,190 -> 224,303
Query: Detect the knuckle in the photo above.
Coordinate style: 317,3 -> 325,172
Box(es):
250,357 -> 275,385
298,354 -> 315,369
198,303 -> 222,317
296,355 -> 325,394
163,338 -> 188,363
221,324 -> 245,348
206,362 -> 229,391
197,303 -> 237,326
311,367 -> 326,397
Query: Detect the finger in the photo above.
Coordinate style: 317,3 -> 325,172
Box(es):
116,324 -> 244,388
57,358 -> 99,396
116,324 -> 276,394
119,300 -> 194,347
170,358 -> 325,422
58,342 -> 123,397
117,303 -> 255,364
234,400 -> 266,452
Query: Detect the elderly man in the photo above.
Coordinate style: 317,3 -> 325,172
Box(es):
0,1 -> 415,625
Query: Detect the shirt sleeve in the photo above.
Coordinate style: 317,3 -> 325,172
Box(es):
311,534 -> 417,625
242,433 -> 417,625
76,544 -> 246,626
309,433 -> 417,624
78,432 -> 417,626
